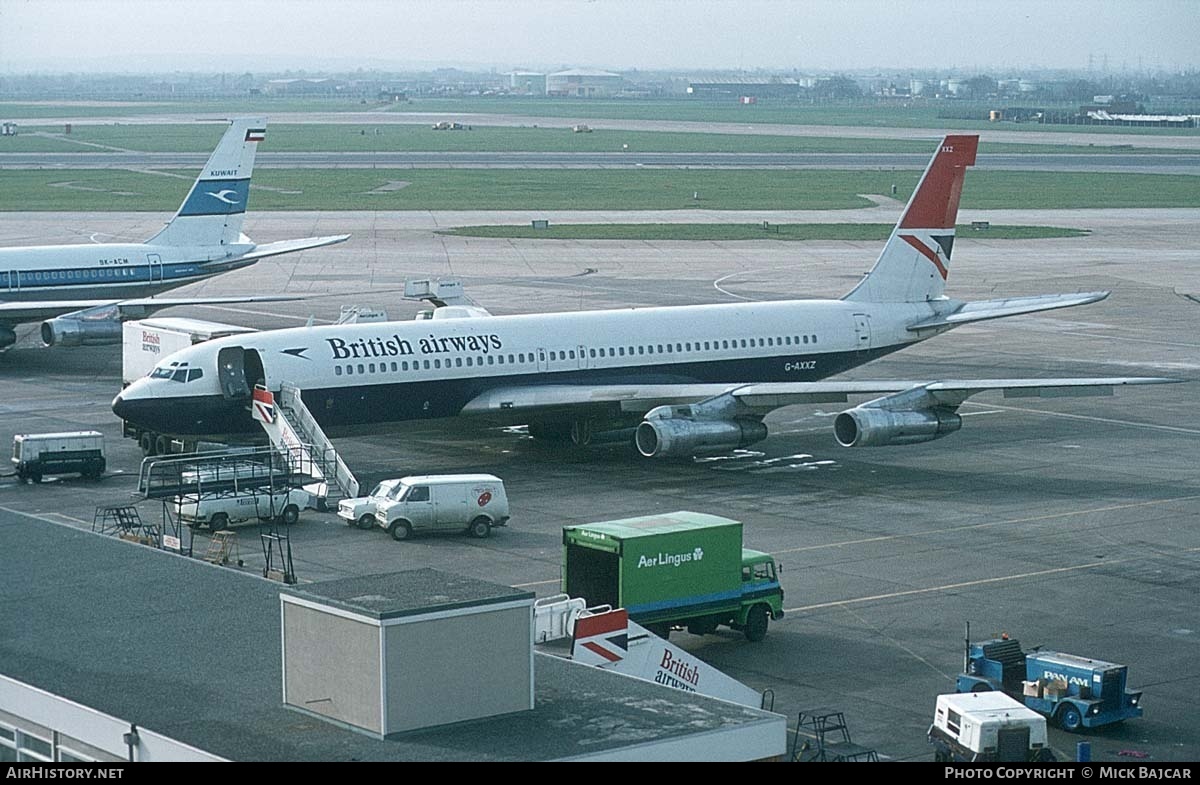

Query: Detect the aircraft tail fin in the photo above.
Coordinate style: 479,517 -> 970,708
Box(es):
843,134 -> 978,303
146,117 -> 266,248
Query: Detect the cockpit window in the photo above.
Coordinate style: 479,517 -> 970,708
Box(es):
150,361 -> 202,383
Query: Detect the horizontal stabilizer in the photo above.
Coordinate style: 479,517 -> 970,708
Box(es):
232,234 -> 351,262
907,291 -> 1110,331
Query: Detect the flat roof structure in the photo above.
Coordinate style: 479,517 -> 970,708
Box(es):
0,509 -> 785,762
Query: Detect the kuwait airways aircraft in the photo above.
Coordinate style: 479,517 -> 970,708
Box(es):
114,135 -> 1173,459
0,117 -> 348,351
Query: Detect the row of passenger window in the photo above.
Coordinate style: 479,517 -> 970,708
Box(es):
332,333 -> 820,378
582,333 -> 818,360
14,267 -> 138,283
336,352 -> 533,376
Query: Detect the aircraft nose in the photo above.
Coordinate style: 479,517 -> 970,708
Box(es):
111,393 -> 131,421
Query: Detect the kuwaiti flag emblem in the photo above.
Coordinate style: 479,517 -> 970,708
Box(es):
251,386 -> 275,424
245,127 -> 266,142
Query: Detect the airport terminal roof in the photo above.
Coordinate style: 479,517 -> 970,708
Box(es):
0,509 -> 782,762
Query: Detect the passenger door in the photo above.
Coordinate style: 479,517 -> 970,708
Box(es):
217,347 -> 251,400
852,313 -> 872,353
146,253 -> 163,284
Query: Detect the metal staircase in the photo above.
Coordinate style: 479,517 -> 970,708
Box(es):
791,709 -> 879,762
266,383 -> 359,506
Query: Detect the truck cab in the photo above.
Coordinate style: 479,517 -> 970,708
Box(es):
957,635 -> 1143,731
740,548 -> 785,641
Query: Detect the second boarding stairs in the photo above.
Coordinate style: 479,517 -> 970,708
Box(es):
252,383 -> 359,507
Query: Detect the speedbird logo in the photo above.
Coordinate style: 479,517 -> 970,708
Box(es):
207,189 -> 241,205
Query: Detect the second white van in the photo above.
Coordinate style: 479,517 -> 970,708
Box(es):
374,474 -> 509,540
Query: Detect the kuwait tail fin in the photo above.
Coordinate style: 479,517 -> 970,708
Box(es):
843,134 -> 979,303
146,117 -> 267,248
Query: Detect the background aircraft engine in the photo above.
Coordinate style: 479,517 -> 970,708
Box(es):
636,418 -> 768,459
833,406 -> 962,447
40,316 -> 122,347
0,326 -> 16,350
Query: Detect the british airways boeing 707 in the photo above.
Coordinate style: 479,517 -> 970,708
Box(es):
113,135 -> 1174,458
0,118 -> 348,351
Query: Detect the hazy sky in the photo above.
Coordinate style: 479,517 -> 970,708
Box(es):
1,0 -> 1197,74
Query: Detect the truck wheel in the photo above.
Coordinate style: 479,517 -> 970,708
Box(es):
29,471 -> 43,485
469,516 -> 491,539
1058,705 -> 1083,732
280,505 -> 300,526
139,432 -> 155,456
83,459 -> 104,480
356,514 -> 375,530
210,513 -> 229,531
389,520 -> 412,541
744,605 -> 769,642
646,623 -> 671,640
154,435 -> 170,456
934,748 -> 951,763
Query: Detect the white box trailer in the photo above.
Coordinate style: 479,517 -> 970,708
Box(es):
929,692 -> 1055,762
121,318 -> 257,456
12,431 -> 105,483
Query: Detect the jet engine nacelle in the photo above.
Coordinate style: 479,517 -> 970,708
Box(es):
636,418 -> 768,459
833,406 -> 962,447
40,316 -> 123,347
0,326 -> 16,350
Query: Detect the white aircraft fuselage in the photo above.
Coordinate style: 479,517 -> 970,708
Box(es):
113,296 -> 935,438
0,242 -> 257,302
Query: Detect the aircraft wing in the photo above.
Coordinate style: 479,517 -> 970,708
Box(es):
460,377 -> 1178,422
0,295 -> 299,325
232,234 -> 351,263
907,292 -> 1110,331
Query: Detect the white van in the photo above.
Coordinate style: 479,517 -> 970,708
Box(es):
338,478 -> 405,529
374,474 -> 509,540
175,486 -> 313,530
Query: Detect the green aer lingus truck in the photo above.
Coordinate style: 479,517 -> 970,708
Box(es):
561,511 -> 785,641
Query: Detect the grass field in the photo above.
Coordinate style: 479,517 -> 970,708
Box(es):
437,223 -> 1089,241
1,168 -> 1196,211
0,99 -> 373,118
0,122 -> 1184,154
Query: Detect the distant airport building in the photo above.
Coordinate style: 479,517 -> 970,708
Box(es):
686,78 -> 801,100
508,71 -> 546,95
263,78 -> 346,96
546,69 -> 623,97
